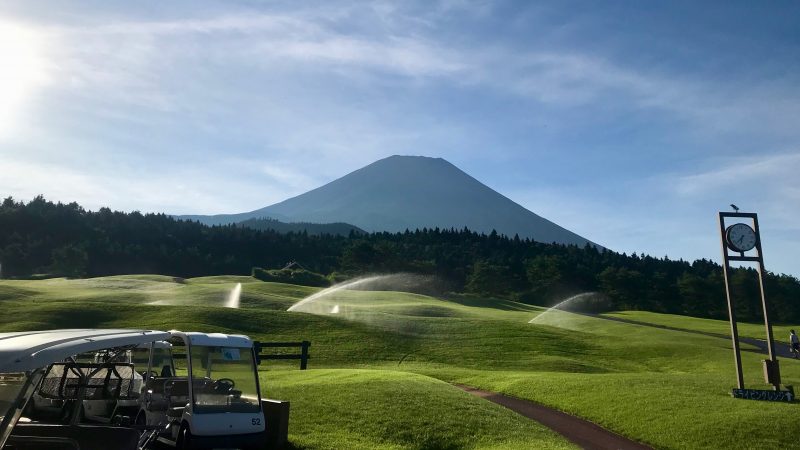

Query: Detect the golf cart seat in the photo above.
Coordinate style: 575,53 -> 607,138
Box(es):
147,377 -> 188,396
166,405 -> 186,420
145,378 -> 189,412
8,424 -> 138,450
160,365 -> 173,377
164,380 -> 189,397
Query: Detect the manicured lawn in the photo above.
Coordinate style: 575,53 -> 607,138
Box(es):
264,369 -> 575,450
1,276 -> 798,449
605,310 -> 800,345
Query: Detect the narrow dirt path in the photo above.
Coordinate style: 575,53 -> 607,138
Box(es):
456,385 -> 652,450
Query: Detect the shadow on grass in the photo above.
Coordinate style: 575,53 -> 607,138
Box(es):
45,307 -> 119,329
441,293 -> 541,312
0,285 -> 37,301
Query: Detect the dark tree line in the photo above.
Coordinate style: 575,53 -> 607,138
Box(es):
237,217 -> 364,236
1,196 -> 799,322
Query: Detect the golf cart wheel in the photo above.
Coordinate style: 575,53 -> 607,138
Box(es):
177,423 -> 194,450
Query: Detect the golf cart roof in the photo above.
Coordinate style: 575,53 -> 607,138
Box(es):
137,340 -> 171,349
0,329 -> 170,372
170,331 -> 253,348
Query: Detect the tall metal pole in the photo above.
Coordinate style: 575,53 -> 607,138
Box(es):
719,213 -> 744,389
752,214 -> 780,389
756,265 -> 776,361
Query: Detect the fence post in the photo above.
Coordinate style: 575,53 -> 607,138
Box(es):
300,341 -> 310,370
253,342 -> 262,365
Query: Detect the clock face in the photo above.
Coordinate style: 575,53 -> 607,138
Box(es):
726,223 -> 757,252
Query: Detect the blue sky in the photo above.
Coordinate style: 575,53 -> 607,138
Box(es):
1,1 -> 798,276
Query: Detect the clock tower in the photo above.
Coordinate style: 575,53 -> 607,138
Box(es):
718,210 -> 789,401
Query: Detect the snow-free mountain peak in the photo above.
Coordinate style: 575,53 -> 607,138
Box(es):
178,155 -> 600,248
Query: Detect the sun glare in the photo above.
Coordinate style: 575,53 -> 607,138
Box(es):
0,21 -> 48,138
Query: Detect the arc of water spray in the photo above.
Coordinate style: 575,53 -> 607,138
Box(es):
528,292 -> 597,323
287,276 -> 387,312
225,283 -> 242,308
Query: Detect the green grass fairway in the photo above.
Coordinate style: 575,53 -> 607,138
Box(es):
1,275 -> 798,449
605,310 -> 799,345
265,369 -> 574,450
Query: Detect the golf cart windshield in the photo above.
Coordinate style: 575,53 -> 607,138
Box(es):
189,346 -> 260,414
0,373 -> 27,423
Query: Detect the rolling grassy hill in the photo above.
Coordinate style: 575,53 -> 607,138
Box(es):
1,275 -> 798,449
269,369 -> 573,450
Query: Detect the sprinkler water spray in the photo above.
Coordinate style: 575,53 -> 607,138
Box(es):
225,282 -> 242,308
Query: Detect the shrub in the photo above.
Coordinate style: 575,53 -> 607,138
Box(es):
251,267 -> 330,287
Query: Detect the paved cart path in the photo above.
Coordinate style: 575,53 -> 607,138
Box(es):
456,385 -> 653,450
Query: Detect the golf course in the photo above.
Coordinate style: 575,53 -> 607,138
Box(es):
1,274 -> 797,449
3,1 -> 798,448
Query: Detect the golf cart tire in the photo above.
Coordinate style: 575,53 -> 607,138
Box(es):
177,423 -> 194,450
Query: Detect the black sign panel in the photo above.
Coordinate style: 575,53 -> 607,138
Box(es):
732,388 -> 794,402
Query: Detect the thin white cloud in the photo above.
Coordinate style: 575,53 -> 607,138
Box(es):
266,36 -> 464,76
26,10 -> 799,143
260,164 -> 317,192
673,153 -> 800,197
665,151 -> 800,239
0,157 -> 298,215
68,15 -> 304,36
463,50 -> 800,139
11,9 -> 797,195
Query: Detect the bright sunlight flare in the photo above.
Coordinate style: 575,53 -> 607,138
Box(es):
0,21 -> 48,137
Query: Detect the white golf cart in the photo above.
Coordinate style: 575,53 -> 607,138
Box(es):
0,329 -> 170,450
137,331 -> 267,450
0,329 -> 289,450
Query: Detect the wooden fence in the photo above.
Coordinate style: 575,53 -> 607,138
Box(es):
254,341 -> 311,370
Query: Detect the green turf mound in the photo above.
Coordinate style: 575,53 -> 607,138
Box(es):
265,369 -> 575,450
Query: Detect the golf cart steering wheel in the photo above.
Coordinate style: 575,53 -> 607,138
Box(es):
211,378 -> 235,392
